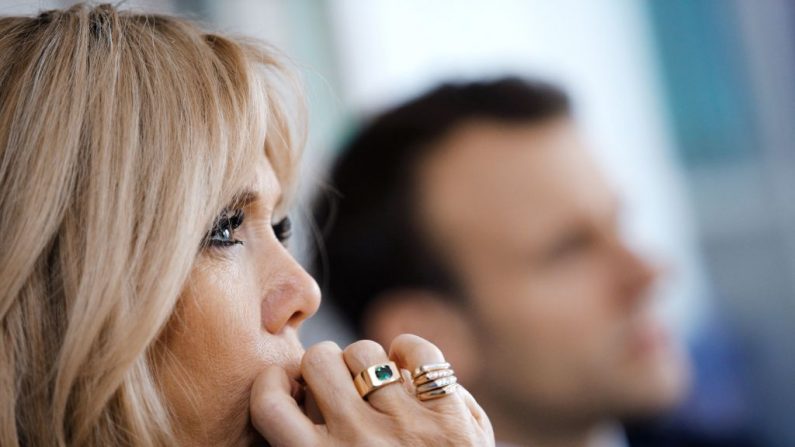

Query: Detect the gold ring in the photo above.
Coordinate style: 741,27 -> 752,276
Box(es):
412,362 -> 458,401
353,361 -> 402,399
416,375 -> 458,394
412,362 -> 451,380
418,383 -> 459,401
414,368 -> 455,386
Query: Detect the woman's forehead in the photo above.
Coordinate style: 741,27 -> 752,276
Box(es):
247,153 -> 283,211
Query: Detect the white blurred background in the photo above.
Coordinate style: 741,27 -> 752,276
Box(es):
2,1 -> 792,445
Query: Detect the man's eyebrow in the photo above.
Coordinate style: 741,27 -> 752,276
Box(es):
228,190 -> 259,209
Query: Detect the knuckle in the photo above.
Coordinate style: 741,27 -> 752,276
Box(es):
303,341 -> 341,367
392,333 -> 443,357
250,390 -> 282,421
392,333 -> 425,347
344,339 -> 387,370
344,339 -> 383,354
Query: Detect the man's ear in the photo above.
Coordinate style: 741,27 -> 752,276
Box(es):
362,289 -> 479,385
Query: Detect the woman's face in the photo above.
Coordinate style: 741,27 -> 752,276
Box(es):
157,152 -> 321,446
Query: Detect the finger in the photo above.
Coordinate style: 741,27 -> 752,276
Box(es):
301,341 -> 367,429
303,387 -> 325,425
458,385 -> 494,439
343,339 -> 415,414
388,333 -> 468,413
250,365 -> 320,446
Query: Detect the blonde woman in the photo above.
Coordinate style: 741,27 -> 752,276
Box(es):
0,4 -> 493,446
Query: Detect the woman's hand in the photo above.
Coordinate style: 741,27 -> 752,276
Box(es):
250,334 -> 494,446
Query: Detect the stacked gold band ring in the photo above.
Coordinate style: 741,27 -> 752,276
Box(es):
354,361 -> 403,399
412,362 -> 458,401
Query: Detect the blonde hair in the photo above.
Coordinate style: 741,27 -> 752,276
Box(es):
0,3 -> 303,445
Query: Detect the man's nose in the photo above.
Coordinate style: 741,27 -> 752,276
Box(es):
613,241 -> 660,304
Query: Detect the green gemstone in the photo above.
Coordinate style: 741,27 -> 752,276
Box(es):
374,365 -> 393,381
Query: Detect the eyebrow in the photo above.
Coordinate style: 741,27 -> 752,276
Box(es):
227,189 -> 259,210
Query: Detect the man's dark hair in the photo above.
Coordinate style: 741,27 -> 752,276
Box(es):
312,77 -> 570,337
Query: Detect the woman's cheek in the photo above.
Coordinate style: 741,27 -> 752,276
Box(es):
200,255 -> 303,376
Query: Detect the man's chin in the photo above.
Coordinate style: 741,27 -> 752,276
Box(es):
618,315 -> 693,412
620,342 -> 692,418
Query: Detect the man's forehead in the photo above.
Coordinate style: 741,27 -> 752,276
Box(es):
416,119 -> 615,241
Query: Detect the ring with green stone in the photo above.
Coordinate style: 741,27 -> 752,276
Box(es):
353,361 -> 403,399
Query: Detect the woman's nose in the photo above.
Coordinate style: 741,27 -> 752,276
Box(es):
286,266 -> 322,327
260,253 -> 322,334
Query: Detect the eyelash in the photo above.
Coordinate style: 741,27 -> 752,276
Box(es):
203,209 -> 292,249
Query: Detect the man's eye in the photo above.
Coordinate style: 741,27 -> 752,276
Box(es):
204,208 -> 245,248
272,216 -> 292,244
545,231 -> 592,262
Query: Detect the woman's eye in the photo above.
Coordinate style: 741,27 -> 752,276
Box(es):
204,208 -> 245,248
272,216 -> 292,244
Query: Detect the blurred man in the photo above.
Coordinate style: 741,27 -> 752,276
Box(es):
313,79 -> 690,447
